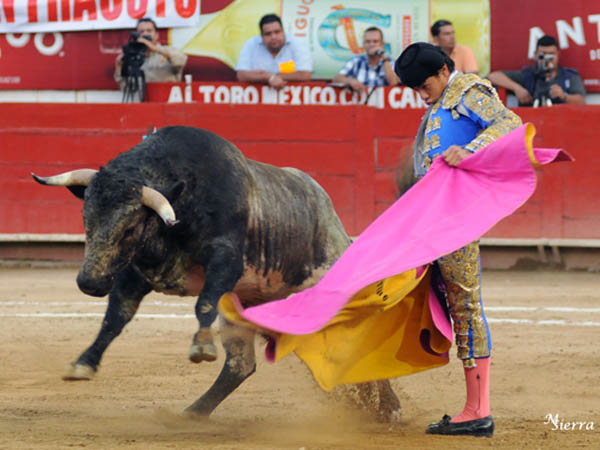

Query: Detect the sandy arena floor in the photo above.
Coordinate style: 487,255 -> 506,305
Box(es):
0,266 -> 599,449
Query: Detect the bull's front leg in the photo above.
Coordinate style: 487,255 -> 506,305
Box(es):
186,317 -> 256,416
189,244 -> 244,364
189,293 -> 219,362
63,267 -> 151,381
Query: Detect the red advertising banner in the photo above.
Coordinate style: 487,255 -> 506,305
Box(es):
2,0 -> 600,93
0,0 -> 200,33
490,0 -> 600,92
146,81 -> 428,109
0,29 -> 236,89
0,0 -> 238,90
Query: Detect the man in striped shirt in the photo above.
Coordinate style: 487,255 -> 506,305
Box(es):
332,27 -> 399,93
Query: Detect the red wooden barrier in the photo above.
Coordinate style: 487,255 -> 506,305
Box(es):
0,103 -> 376,235
372,105 -> 600,240
1,102 -> 598,240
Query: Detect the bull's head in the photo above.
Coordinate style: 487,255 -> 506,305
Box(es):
32,169 -> 182,296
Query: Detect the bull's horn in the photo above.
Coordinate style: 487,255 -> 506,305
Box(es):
141,186 -> 179,227
32,169 -> 97,186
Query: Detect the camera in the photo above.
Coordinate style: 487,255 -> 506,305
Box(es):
120,31 -> 151,103
532,53 -> 556,107
130,31 -> 151,41
535,53 -> 555,76
120,31 -> 150,78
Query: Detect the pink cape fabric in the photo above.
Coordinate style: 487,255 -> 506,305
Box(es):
235,123 -> 571,335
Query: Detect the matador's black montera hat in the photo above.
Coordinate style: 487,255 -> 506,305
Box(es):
394,42 -> 451,88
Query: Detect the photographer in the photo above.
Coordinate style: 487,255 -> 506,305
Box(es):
114,17 -> 187,102
488,35 -> 585,106
332,27 -> 399,94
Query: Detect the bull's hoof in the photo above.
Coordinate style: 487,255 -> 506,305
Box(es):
62,363 -> 96,381
385,409 -> 401,424
189,343 -> 217,363
333,380 -> 401,423
183,406 -> 211,418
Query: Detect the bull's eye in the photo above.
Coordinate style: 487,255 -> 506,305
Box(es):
123,227 -> 136,239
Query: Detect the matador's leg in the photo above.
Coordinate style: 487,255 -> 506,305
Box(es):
437,241 -> 491,368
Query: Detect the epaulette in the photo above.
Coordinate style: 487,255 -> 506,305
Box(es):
441,73 -> 500,110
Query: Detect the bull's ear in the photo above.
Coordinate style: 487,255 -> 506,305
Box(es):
166,181 -> 185,203
67,186 -> 86,199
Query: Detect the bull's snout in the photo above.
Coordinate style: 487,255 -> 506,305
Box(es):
76,271 -> 113,297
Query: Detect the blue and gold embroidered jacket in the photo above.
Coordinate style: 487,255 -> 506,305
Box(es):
413,73 -> 522,177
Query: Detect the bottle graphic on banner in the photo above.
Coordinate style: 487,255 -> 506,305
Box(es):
170,0 -> 429,79
300,1 -> 428,78
431,0 -> 490,76
316,6 -> 392,62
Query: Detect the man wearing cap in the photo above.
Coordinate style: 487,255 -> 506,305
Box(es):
394,42 -> 522,437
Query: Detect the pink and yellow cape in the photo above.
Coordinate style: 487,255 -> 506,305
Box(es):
220,123 -> 572,391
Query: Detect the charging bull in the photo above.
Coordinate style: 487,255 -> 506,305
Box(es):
32,126 -> 400,421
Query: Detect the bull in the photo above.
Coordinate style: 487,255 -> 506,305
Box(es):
32,126 -> 400,421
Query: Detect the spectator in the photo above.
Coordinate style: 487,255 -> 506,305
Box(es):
332,27 -> 400,92
488,35 -> 585,106
332,27 -> 399,93
114,18 -> 187,102
431,19 -> 478,74
114,18 -> 187,84
236,14 -> 312,90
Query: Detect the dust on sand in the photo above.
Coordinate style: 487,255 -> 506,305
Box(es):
1,267 -> 599,449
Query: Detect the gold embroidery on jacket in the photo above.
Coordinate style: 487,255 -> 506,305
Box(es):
426,116 -> 442,134
425,153 -> 443,170
441,74 -> 498,109
432,73 -> 523,154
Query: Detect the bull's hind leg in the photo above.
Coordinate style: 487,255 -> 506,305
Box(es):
333,380 -> 401,423
63,267 -> 151,381
186,318 -> 256,416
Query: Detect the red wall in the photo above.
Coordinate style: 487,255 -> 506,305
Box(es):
1,103 -> 597,239
372,105 -> 600,240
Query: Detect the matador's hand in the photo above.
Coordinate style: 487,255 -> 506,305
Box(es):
442,145 -> 472,166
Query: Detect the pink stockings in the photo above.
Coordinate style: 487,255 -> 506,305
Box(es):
451,356 -> 491,423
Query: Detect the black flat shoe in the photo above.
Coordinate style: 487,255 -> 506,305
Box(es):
426,414 -> 494,437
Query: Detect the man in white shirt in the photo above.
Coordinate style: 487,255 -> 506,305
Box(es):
236,14 -> 312,90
